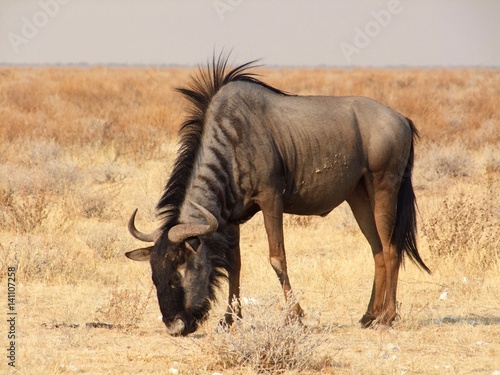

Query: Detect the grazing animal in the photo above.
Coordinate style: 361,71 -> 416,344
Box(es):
125,54 -> 430,336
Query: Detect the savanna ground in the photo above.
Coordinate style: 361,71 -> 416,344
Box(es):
1,66 -> 499,374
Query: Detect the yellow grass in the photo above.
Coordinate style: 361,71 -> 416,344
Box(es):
1,66 -> 499,374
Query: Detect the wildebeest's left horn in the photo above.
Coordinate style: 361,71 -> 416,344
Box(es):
128,209 -> 161,243
168,201 -> 218,243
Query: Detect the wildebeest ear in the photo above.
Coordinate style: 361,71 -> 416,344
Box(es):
125,247 -> 153,261
185,237 -> 201,254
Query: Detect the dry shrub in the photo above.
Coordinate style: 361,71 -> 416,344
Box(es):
434,154 -> 473,179
79,223 -> 121,260
3,79 -> 46,113
479,144 -> 500,174
420,188 -> 499,270
7,236 -> 78,283
206,296 -> 332,373
95,287 -> 153,329
78,191 -> 109,219
0,187 -> 49,233
424,142 -> 476,179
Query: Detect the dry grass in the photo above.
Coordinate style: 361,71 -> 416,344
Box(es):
1,66 -> 499,374
205,295 -> 332,373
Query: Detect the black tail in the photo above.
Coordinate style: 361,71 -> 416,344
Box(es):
393,118 -> 430,273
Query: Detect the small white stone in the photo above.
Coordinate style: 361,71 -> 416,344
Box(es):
241,297 -> 259,305
169,368 -> 179,375
439,290 -> 448,300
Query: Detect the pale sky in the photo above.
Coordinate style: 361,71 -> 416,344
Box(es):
1,0 -> 499,67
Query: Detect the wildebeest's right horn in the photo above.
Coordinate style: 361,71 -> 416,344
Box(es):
168,201 -> 218,243
128,209 -> 161,243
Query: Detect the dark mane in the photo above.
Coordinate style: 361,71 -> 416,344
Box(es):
157,53 -> 287,230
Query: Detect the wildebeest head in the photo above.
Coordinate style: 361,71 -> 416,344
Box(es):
125,202 -> 219,336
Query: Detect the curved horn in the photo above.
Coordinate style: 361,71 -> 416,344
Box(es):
128,209 -> 161,243
168,201 -> 218,243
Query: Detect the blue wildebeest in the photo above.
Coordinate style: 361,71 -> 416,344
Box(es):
126,55 -> 430,336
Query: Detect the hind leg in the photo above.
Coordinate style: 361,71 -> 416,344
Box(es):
347,183 -> 385,327
372,178 -> 401,325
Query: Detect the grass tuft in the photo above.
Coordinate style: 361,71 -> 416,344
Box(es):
95,287 -> 154,329
205,296 -> 332,373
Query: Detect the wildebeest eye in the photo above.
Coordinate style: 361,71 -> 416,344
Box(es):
170,271 -> 182,288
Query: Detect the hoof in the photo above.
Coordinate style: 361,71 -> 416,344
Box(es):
291,303 -> 305,319
286,307 -> 305,326
216,311 -> 241,333
283,296 -> 304,323
360,313 -> 375,328
285,313 -> 303,326
215,319 -> 231,334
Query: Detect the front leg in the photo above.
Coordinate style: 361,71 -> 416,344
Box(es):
260,191 -> 304,319
221,225 -> 242,328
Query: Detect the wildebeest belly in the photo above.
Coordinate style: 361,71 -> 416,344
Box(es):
282,157 -> 364,216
